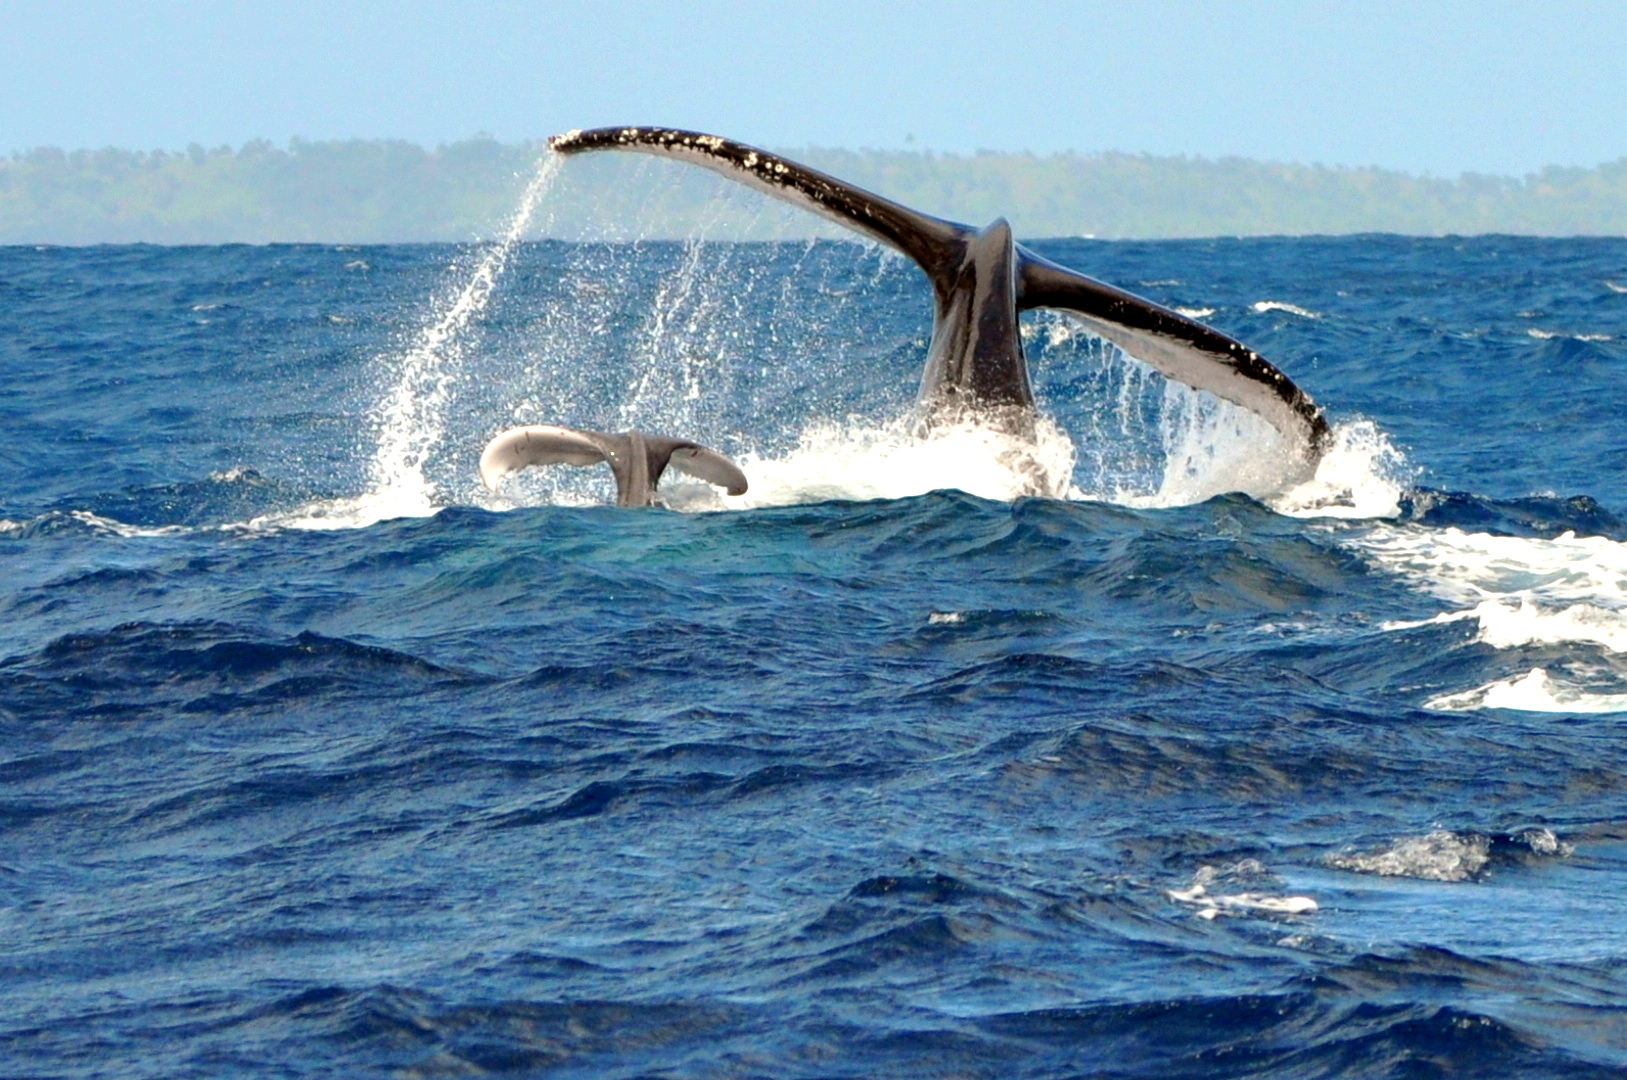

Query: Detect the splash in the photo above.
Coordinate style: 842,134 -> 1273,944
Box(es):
1271,420 -> 1411,519
718,413 -> 1080,508
350,206 -> 1406,519
1017,312 -> 1407,511
616,228 -> 743,435
357,152 -> 564,525
1091,395 -> 1406,515
1132,381 -> 1302,507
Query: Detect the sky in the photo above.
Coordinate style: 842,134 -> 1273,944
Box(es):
3,1 -> 1624,177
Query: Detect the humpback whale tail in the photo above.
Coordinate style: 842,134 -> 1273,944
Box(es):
480,424 -> 748,507
549,127 -> 1331,475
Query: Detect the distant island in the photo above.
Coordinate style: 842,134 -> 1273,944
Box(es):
4,136 -> 1626,244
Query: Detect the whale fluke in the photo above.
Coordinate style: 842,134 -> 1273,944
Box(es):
549,127 -> 1330,472
480,424 -> 748,507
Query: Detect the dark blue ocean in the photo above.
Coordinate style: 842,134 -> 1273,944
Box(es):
5,210 -> 1627,1075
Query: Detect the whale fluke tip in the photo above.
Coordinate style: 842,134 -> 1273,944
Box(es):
548,129 -> 586,152
667,444 -> 748,497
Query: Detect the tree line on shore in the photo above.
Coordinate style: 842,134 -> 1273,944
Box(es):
4,136 -> 1625,244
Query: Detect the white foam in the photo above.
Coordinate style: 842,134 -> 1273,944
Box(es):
1388,598 -> 1627,653
721,413 -> 1081,508
1173,306 -> 1216,319
1354,526 -> 1627,711
239,491 -> 450,533
1169,884 -> 1319,920
464,360 -> 1407,517
1354,527 -> 1627,609
1326,831 -> 1489,882
1167,861 -> 1318,920
462,403 -> 1399,517
1425,668 -> 1627,713
1251,300 -> 1320,319
0,507 -> 190,536
1605,280 -> 1627,294
1528,328 -> 1614,342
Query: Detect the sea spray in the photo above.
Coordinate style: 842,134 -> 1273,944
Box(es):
361,152 -> 564,520
1021,312 -> 1406,509
1272,419 -> 1410,519
618,234 -> 735,436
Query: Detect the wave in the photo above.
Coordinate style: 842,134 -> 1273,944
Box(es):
1395,489 -> 1627,540
132,977 -> 1605,1078
1356,523 -> 1627,610
1355,521 -> 1627,710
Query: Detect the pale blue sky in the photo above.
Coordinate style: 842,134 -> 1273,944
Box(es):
3,1 -> 1623,176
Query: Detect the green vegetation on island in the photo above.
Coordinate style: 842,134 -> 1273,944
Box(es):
4,136 -> 1626,244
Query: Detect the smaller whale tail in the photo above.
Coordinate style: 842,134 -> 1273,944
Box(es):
479,424 -> 748,507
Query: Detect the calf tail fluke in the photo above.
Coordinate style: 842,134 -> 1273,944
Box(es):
480,424 -> 747,507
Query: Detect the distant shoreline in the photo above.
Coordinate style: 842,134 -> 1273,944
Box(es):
4,137 -> 1625,244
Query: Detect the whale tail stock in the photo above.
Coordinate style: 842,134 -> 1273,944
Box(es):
548,127 -> 1330,468
480,424 -> 748,507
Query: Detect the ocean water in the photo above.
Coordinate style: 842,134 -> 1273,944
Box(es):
4,210 -> 1627,1077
